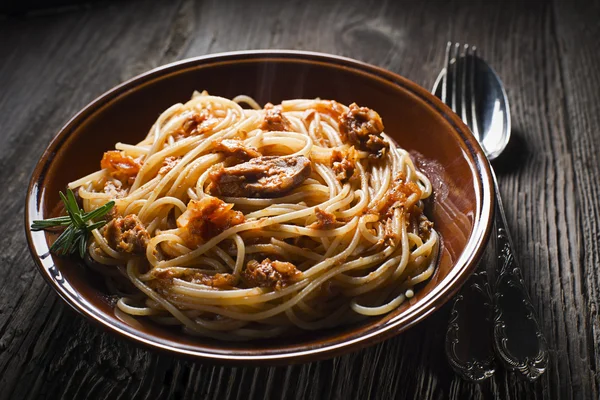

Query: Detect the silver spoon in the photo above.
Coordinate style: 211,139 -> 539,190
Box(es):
432,43 -> 548,382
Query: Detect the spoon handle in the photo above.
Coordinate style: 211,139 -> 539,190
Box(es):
491,171 -> 549,381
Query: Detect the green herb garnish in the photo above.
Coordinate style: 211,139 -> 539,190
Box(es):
31,188 -> 115,258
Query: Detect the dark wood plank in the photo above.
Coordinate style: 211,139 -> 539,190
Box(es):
0,0 -> 598,398
552,0 -> 600,396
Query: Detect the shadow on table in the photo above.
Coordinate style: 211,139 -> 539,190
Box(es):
0,0 -> 112,17
491,129 -> 530,176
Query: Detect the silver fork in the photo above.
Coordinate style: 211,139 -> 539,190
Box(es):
437,43 -> 549,382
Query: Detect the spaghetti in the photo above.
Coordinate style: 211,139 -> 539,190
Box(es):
69,92 -> 438,340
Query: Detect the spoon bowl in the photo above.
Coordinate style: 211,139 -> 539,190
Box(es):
433,55 -> 511,160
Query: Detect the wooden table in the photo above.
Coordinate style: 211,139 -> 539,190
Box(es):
1,0 -> 599,398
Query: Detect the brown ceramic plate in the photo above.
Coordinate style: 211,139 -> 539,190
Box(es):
25,50 -> 494,364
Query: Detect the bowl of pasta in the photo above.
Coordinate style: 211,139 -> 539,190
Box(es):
26,50 -> 494,363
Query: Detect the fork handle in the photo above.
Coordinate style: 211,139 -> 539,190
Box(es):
445,269 -> 496,382
491,171 -> 549,381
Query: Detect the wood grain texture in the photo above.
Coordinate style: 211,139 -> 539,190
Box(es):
1,0 -> 599,398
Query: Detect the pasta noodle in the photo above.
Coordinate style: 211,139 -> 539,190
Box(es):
69,91 -> 438,340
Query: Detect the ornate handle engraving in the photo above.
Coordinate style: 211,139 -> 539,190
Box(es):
445,270 -> 496,382
492,175 -> 548,381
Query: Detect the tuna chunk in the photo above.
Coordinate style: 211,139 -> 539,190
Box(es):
339,103 -> 388,155
242,258 -> 301,290
104,214 -> 150,254
208,155 -> 311,198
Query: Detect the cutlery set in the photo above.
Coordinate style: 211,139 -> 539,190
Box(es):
434,42 -> 548,382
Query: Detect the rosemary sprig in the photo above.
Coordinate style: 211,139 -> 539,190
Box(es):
31,188 -> 115,258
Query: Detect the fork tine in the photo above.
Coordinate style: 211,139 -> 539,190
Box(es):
469,46 -> 481,140
441,42 -> 452,104
460,44 -> 469,125
450,43 -> 460,114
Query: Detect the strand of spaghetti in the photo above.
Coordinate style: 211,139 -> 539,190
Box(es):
222,191 -> 308,206
123,199 -> 147,216
145,233 -> 186,263
416,170 -> 433,198
245,129 -> 265,148
270,238 -> 323,261
122,176 -> 161,203
153,110 -> 190,151
170,281 -> 267,299
291,132 -> 313,157
314,163 -> 340,198
335,253 -> 403,286
141,196 -> 187,216
88,242 -> 123,265
166,154 -> 221,198
407,257 -> 437,286
114,143 -> 151,156
186,187 -> 198,201
392,213 -> 411,279
244,244 -> 287,258
350,293 -> 407,316
114,307 -> 145,330
232,95 -> 261,110
256,131 -> 312,145
232,234 -> 245,276
343,257 -> 406,297
68,170 -> 108,190
145,216 -> 162,235
294,299 -> 328,318
357,213 -> 380,244
117,297 -> 160,316
195,169 -> 212,199
77,185 -> 113,201
160,242 -> 193,259
245,205 -> 309,220
209,246 -> 236,270
407,233 -> 424,248
238,230 -> 301,240
308,112 -> 327,145
322,234 -> 345,259
170,278 -> 310,304
274,217 -> 358,238
368,162 -> 392,209
332,189 -> 367,217
288,114 -> 311,136
410,230 -> 438,260
305,112 -> 323,145
322,120 -> 343,146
